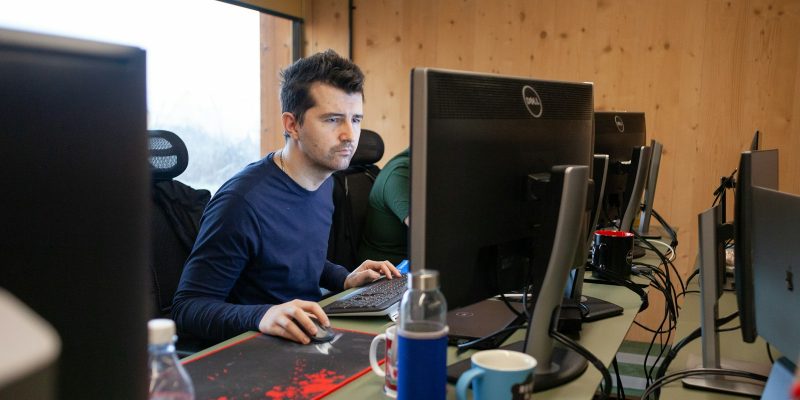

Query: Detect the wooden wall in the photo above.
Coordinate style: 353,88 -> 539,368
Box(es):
349,0 -> 800,272
261,0 -> 800,341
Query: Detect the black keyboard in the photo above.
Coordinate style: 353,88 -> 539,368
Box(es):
323,274 -> 408,317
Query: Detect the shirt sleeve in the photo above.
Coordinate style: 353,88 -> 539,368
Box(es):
381,165 -> 410,222
172,192 -> 270,342
319,260 -> 350,292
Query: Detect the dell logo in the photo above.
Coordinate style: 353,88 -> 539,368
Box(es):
455,311 -> 474,318
614,115 -> 625,132
522,85 -> 543,118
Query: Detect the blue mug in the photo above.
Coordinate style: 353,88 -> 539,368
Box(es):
456,350 -> 537,400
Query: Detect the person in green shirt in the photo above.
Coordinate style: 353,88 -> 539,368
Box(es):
358,148 -> 409,265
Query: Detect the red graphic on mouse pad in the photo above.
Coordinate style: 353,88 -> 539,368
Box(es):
183,329 -> 380,400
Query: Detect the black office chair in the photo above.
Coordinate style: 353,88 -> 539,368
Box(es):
327,129 -> 385,271
148,130 -> 211,320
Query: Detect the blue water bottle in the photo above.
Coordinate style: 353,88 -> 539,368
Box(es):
397,269 -> 448,400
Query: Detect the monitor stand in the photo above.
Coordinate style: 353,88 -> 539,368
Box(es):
445,340 -> 588,391
502,340 -> 587,391
523,166 -> 590,389
448,166 -> 591,391
682,207 -> 769,397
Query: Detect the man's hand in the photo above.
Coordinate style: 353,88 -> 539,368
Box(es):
344,260 -> 401,290
258,299 -> 329,344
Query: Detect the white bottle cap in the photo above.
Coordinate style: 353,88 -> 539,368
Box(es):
148,318 -> 176,345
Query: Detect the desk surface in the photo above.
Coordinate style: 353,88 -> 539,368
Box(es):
184,273 -> 643,400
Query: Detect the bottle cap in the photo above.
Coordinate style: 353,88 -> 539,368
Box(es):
148,318 -> 176,345
410,269 -> 439,291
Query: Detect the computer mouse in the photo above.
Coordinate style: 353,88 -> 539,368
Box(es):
304,318 -> 337,344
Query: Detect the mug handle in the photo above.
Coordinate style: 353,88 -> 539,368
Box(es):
456,368 -> 484,400
369,333 -> 387,377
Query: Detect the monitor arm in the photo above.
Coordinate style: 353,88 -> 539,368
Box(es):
524,165 -> 590,390
620,146 -> 652,232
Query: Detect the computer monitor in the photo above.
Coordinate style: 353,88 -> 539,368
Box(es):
592,111 -> 649,231
751,186 -> 800,361
684,149 -> 781,396
734,149 -> 779,343
637,139 -> 663,238
750,130 -> 760,151
410,67 -> 593,389
410,67 -> 593,309
0,28 -> 149,399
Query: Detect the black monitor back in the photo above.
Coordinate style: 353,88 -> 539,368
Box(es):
0,28 -> 149,399
734,149 -> 778,343
409,68 -> 593,310
750,186 -> 800,360
593,112 -> 646,225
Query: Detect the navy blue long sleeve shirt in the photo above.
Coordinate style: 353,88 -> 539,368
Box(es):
172,153 -> 350,342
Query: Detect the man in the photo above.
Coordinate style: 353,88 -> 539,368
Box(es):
358,148 -> 409,265
172,50 -> 399,345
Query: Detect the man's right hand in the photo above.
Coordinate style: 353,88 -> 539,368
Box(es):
258,299 -> 330,344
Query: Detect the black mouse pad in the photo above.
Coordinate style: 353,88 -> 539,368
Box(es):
183,329 -> 379,400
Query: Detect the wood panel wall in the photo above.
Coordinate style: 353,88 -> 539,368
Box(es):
259,14 -> 293,155
261,0 -> 800,341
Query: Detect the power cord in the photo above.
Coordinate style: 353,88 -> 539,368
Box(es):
612,356 -> 626,400
455,323 -> 526,353
651,311 -> 740,399
551,330 -> 611,400
592,266 -> 649,312
641,367 -> 767,399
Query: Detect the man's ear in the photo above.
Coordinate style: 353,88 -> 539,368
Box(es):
281,112 -> 300,140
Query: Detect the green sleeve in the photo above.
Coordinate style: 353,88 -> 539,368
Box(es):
381,166 -> 409,222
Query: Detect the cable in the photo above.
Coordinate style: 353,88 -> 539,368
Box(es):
650,208 -> 678,248
612,356 -> 625,400
648,239 -> 676,261
592,267 -> 649,312
455,324 -> 526,353
766,343 -> 775,364
630,256 -> 680,384
551,330 -> 611,400
685,268 -> 700,286
652,310 -> 740,396
641,367 -> 767,399
601,218 -> 681,386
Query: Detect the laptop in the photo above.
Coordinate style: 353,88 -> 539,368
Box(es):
446,299 -> 527,350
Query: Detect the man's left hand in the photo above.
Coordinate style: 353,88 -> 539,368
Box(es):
344,260 -> 401,290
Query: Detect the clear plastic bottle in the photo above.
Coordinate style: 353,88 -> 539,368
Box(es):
148,319 -> 195,400
397,269 -> 448,400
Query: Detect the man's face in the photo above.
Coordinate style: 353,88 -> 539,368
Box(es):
292,82 -> 363,173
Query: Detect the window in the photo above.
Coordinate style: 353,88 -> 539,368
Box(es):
0,0 -> 261,193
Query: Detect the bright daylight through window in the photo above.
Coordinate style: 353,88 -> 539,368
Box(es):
0,0 -> 261,193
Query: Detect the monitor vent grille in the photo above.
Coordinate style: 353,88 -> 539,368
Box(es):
427,71 -> 593,120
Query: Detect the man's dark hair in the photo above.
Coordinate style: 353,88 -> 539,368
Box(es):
279,49 -> 364,131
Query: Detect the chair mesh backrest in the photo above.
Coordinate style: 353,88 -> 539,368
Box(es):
350,129 -> 384,166
149,130 -> 188,181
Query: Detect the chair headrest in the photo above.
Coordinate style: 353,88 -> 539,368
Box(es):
350,129 -> 384,166
149,130 -> 188,181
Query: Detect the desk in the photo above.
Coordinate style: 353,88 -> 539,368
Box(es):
184,275 -> 643,399
657,282 -> 772,399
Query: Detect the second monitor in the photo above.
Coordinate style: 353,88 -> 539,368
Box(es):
593,111 -> 650,233
409,67 -> 594,310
